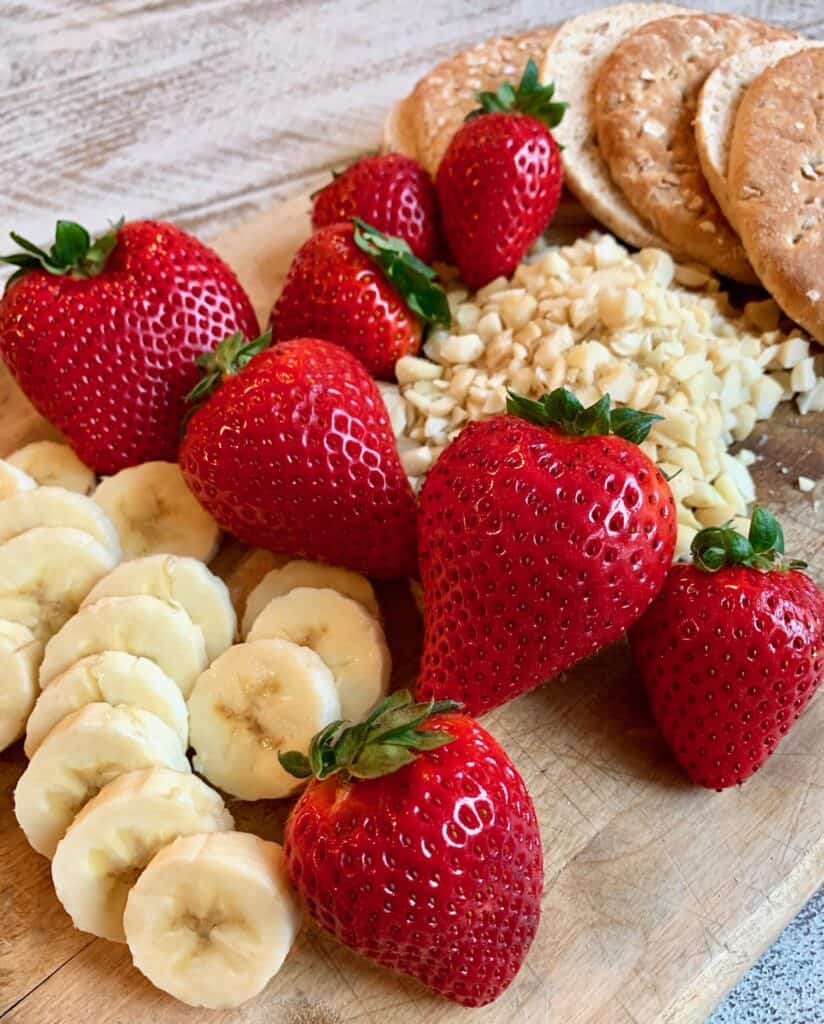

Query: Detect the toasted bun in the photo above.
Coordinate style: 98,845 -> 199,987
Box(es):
383,28 -> 556,176
695,39 -> 819,228
542,4 -> 687,251
729,48 -> 824,342
594,13 -> 790,283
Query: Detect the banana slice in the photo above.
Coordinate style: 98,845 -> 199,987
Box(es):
52,768 -> 233,942
247,587 -> 391,722
81,555 -> 235,662
241,559 -> 380,638
0,621 -> 41,752
39,595 -> 207,696
25,652 -> 188,757
14,702 -> 190,858
409,578 -> 424,617
8,441 -> 95,494
187,639 -> 340,800
0,459 -> 37,500
0,527 -> 119,642
94,461 -> 220,562
124,831 -> 301,1009
0,486 -> 121,557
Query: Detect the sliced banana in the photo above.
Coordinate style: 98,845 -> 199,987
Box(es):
0,527 -> 119,642
0,486 -> 121,557
39,595 -> 207,696
8,441 -> 95,494
241,559 -> 380,638
248,587 -> 391,722
81,555 -> 235,662
0,621 -> 41,752
187,639 -> 340,800
124,831 -> 301,1009
94,461 -> 220,562
52,768 -> 233,942
0,458 -> 37,500
14,702 -> 190,858
25,652 -> 188,757
409,579 -> 424,617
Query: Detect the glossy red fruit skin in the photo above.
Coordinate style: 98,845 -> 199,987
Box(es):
0,221 -> 258,474
284,714 -> 543,1007
270,222 -> 422,380
312,154 -> 442,264
630,564 -> 824,790
436,112 -> 563,291
180,337 -> 417,579
416,416 -> 677,716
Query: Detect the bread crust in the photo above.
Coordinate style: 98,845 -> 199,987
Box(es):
594,13 -> 790,282
542,4 -> 688,251
385,29 -> 556,176
729,47 -> 824,342
695,40 -> 817,229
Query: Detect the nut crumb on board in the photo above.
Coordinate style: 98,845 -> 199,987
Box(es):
381,231 -> 823,559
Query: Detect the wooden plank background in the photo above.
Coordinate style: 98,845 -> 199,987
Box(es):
0,2 -> 822,1023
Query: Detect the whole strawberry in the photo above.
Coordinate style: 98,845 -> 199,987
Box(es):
437,59 -> 566,289
630,509 -> 823,790
0,219 -> 257,473
280,691 -> 543,1007
417,389 -> 677,716
180,333 -> 417,578
312,153 -> 442,264
271,219 -> 450,380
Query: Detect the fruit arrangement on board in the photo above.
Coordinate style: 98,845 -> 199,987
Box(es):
0,3 -> 822,1016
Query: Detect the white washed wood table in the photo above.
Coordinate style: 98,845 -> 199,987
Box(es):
1,3 -> 823,1024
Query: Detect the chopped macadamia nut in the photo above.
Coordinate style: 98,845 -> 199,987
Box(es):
391,231 -> 821,533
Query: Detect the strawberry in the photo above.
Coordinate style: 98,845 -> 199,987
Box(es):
179,333 -> 417,578
279,690 -> 543,1007
311,153 -> 442,264
630,508 -> 823,790
270,219 -> 450,380
436,59 -> 566,290
0,219 -> 257,474
416,389 -> 677,716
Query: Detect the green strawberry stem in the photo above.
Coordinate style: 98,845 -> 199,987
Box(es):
1,219 -> 122,288
185,329 -> 273,407
279,689 -> 461,781
691,506 -> 808,573
352,218 -> 452,329
466,58 -> 567,129
507,388 -> 663,444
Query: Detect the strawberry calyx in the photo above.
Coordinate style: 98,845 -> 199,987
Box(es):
186,328 -> 273,406
1,219 -> 122,288
279,689 -> 461,781
691,506 -> 808,573
352,218 -> 451,329
507,388 -> 663,444
466,58 -> 567,130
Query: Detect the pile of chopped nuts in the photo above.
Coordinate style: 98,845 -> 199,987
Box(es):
380,232 -> 823,557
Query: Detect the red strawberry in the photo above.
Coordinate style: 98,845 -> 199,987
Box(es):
436,59 -> 566,290
312,153 -> 442,264
416,389 -> 677,716
280,691 -> 543,1007
271,219 -> 450,380
630,509 -> 823,790
0,219 -> 257,473
180,333 -> 417,578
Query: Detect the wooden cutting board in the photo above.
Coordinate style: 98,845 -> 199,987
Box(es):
0,193 -> 822,1024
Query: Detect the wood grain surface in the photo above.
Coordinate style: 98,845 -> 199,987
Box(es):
0,189 -> 822,1024
0,2 -> 823,1022
1,0 -> 822,247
